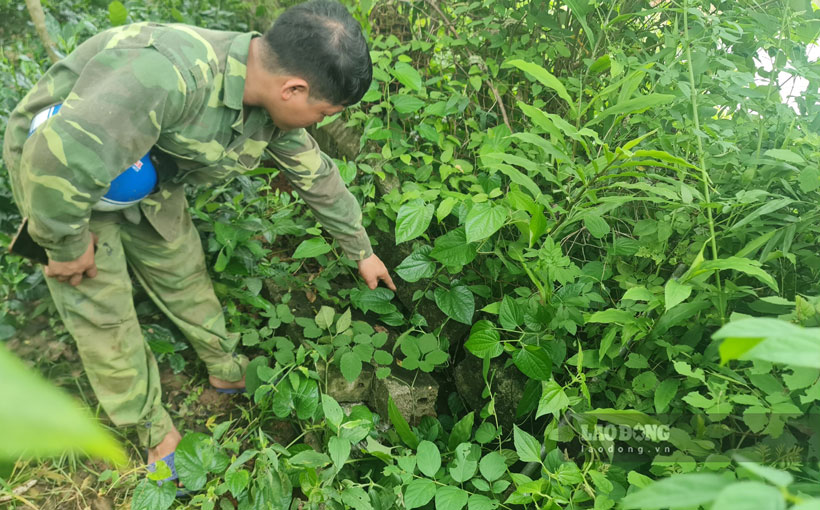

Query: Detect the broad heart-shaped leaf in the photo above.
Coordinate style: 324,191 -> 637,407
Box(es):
505,59 -> 573,106
479,452 -> 507,482
292,237 -> 331,258
430,227 -> 477,267
388,396 -> 419,448
465,321 -> 503,359
434,286 -> 475,325
513,425 -> 542,462
435,485 -> 468,510
654,379 -> 680,413
225,468 -> 250,498
621,473 -> 731,509
175,432 -> 229,491
340,351 -> 363,382
292,377 -> 319,420
512,345 -> 553,380
396,246 -> 436,282
499,295 -> 524,329
328,436 -> 351,469
390,62 -> 424,92
349,287 -> 397,315
664,279 -> 692,312
536,379 -> 569,418
131,478 -> 176,510
713,318 -> 820,369
417,440 -> 442,477
465,203 -> 507,243
404,479 -> 436,509
396,199 -> 434,244
0,345 -> 126,464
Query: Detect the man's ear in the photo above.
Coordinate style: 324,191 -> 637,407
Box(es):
281,77 -> 309,101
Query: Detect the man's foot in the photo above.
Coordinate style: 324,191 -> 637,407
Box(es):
147,426 -> 182,465
209,374 -> 246,391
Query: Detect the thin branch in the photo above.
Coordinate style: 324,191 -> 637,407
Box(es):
25,0 -> 60,63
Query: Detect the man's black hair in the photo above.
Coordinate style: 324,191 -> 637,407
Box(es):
261,0 -> 372,106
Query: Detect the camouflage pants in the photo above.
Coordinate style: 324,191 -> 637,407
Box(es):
44,206 -> 247,448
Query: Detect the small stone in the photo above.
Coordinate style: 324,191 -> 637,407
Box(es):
370,366 -> 438,425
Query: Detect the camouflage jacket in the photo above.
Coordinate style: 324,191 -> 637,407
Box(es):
3,22 -> 373,262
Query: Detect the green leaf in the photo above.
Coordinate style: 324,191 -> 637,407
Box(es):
315,306 -> 335,330
621,473 -> 731,509
712,481 -> 784,510
396,247 -> 436,282
734,455 -> 794,487
225,469 -> 250,498
536,379 -> 569,418
449,443 -> 480,483
435,486 -> 468,510
467,494 -> 498,510
448,412 -> 475,451
388,396 -> 419,448
322,394 -> 344,429
328,436 -> 351,469
584,409 -> 662,427
176,433 -> 224,491
479,452 -> 507,482
340,351 -> 363,382
513,425 -> 542,462
654,379 -> 680,413
396,199 -> 434,244
292,237 -> 332,258
0,346 -> 126,464
799,166 -> 820,193
583,213 -> 610,239
391,95 -> 425,114
434,286 -> 475,325
512,345 -> 552,380
292,377 -> 319,420
499,296 -> 524,329
131,478 -> 176,510
683,256 -> 778,292
342,486 -> 372,510
465,203 -> 507,243
585,94 -> 675,127
108,1 -> 127,26
729,198 -> 793,232
405,478 -> 436,509
713,318 -> 820,369
506,59 -> 573,106
465,321 -> 503,359
417,440 -> 442,477
664,279 -> 692,311
391,62 -> 423,92
350,287 -> 397,315
289,449 -> 331,468
430,228 -> 477,267
587,309 -> 635,324
764,148 -> 805,164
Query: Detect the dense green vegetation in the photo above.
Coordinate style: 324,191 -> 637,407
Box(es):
1,0 -> 819,509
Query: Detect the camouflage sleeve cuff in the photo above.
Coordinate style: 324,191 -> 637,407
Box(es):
336,228 -> 373,261
43,229 -> 92,262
